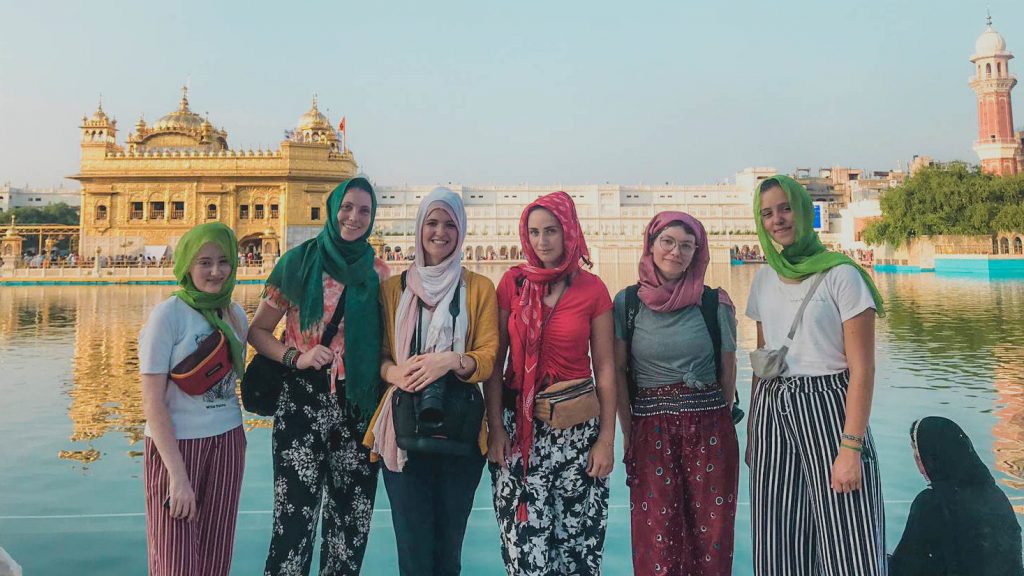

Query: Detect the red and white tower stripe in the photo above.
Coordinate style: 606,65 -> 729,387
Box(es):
969,13 -> 1023,176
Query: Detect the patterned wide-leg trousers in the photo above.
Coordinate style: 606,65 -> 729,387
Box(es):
264,372 -> 379,576
490,408 -> 609,576
749,370 -> 886,576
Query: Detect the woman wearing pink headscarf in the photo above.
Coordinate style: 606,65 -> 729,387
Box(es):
613,211 -> 739,575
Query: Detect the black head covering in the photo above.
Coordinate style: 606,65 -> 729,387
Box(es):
900,416 -> 1024,575
912,416 -> 994,490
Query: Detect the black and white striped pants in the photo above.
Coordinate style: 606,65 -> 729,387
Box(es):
749,371 -> 886,576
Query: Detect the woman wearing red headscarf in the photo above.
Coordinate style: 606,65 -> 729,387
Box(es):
484,191 -> 617,576
614,212 -> 739,575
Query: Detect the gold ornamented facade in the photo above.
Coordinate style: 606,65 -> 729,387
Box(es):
72,88 -> 358,258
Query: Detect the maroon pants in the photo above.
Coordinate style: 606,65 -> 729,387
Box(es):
625,388 -> 739,576
144,425 -> 246,576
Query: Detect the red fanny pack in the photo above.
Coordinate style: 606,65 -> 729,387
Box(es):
170,330 -> 232,395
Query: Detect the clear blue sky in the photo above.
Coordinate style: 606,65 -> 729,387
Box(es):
0,0 -> 1020,188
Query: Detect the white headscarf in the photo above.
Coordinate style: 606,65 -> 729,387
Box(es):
394,187 -> 468,362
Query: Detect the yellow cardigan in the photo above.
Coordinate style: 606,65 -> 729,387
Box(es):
362,268 -> 499,457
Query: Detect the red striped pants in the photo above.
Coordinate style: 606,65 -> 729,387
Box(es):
144,425 -> 246,576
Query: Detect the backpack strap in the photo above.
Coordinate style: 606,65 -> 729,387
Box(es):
698,285 -> 740,408
699,285 -> 722,383
623,283 -> 641,406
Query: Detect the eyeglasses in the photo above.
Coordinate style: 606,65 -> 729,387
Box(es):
655,235 -> 699,254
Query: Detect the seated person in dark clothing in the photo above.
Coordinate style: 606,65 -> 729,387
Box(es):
890,416 -> 1024,575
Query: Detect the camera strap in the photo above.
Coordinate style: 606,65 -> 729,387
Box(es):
406,271 -> 462,356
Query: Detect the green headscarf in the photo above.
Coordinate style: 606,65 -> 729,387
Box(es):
172,222 -> 246,374
753,174 -> 885,317
266,177 -> 382,421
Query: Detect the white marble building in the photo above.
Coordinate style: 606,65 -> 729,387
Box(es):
0,183 -> 81,213
375,167 -> 778,264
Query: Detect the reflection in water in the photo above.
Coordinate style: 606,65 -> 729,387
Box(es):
994,343 -> 1024,494
0,285 -> 269,464
3,264 -> 1022,493
871,274 -> 1024,492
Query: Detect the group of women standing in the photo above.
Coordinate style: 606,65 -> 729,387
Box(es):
137,173 -> 1020,576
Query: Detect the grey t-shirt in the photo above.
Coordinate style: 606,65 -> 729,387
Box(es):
613,289 -> 737,390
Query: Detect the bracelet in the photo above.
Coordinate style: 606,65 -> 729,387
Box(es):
456,352 -> 467,371
840,442 -> 863,453
282,347 -> 299,369
840,433 -> 864,445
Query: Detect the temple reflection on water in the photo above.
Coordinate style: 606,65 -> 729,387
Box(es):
2,268 -> 1023,496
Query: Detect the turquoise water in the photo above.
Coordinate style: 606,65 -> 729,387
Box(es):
1,265 -> 1023,574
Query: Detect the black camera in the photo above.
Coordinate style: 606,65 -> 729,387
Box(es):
417,380 -> 446,429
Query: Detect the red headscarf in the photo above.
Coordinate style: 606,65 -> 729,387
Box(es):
506,191 -> 590,519
638,211 -> 733,311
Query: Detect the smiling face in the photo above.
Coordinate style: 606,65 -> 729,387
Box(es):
526,207 -> 564,268
650,223 -> 697,281
759,184 -> 796,248
420,206 -> 459,266
337,188 -> 373,241
189,242 -> 231,294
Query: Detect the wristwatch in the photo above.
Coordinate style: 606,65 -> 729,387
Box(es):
456,352 -> 467,371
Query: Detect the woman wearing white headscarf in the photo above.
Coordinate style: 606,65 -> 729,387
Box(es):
365,187 -> 498,576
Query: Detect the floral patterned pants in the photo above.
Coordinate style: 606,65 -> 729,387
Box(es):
264,371 -> 379,576
490,408 -> 609,576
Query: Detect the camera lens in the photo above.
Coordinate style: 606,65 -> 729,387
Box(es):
418,381 -> 446,429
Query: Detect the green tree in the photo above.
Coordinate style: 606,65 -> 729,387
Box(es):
0,203 -> 80,225
863,164 -> 1024,246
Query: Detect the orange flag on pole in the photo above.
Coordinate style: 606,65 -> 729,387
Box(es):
338,116 -> 346,133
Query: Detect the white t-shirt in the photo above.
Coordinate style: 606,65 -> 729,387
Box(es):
745,264 -> 876,377
138,296 -> 247,439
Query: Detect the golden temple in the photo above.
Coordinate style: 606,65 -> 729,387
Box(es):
72,87 -> 358,259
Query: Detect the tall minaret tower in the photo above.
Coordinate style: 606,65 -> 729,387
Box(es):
970,14 -> 1021,176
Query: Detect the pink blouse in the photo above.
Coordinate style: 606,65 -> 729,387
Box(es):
264,258 -> 390,388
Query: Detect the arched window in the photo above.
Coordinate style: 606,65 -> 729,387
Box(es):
1015,237 -> 1023,255
986,63 -> 992,77
997,62 -> 1003,77
96,205 -> 108,221
207,203 -> 217,220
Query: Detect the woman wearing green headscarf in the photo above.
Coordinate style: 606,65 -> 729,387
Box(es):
138,222 -> 248,576
745,175 -> 887,575
248,176 -> 389,576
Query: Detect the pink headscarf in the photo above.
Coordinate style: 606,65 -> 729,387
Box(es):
638,211 -> 733,311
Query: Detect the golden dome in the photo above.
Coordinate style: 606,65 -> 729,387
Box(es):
153,86 -> 206,132
90,108 -> 109,123
87,98 -> 111,124
297,95 -> 333,131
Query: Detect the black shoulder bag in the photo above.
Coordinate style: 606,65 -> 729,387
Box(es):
623,284 -> 744,424
392,272 -> 485,456
241,289 -> 347,417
